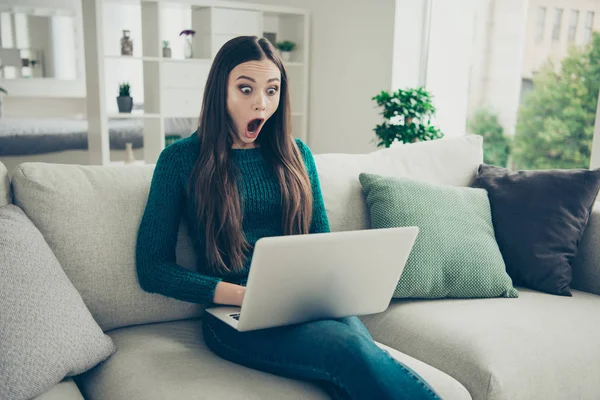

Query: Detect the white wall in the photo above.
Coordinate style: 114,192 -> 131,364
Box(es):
235,0 -> 397,154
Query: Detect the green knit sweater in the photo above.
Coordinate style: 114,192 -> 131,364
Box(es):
136,132 -> 330,304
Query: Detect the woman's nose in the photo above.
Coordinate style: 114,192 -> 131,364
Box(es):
253,95 -> 267,111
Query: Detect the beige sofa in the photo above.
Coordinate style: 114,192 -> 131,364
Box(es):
3,135 -> 599,400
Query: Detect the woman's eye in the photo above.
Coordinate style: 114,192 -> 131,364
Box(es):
239,86 -> 252,94
267,87 -> 279,96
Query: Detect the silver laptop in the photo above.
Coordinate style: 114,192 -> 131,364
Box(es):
205,226 -> 419,332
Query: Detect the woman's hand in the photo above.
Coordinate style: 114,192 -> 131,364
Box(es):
213,281 -> 246,306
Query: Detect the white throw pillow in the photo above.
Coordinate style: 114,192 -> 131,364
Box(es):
0,205 -> 115,400
313,135 -> 483,232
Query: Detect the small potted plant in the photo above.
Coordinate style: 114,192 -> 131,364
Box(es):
117,82 -> 133,113
372,87 -> 443,148
180,29 -> 196,59
0,87 -> 6,119
162,40 -> 171,58
276,40 -> 296,61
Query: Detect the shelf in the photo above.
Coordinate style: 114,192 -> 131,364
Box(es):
105,55 -> 160,62
161,57 -> 213,63
84,0 -> 309,165
107,112 -> 160,119
102,0 -> 158,4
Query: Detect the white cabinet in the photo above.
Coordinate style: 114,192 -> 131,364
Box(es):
212,8 -> 261,36
162,60 -> 210,89
83,0 -> 310,165
162,88 -> 203,118
192,7 -> 262,58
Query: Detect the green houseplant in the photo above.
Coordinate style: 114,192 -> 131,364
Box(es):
467,109 -> 512,168
276,40 -> 296,61
117,82 -> 133,113
372,87 -> 443,148
162,40 -> 171,58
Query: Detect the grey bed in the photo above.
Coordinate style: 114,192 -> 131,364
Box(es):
0,117 -> 196,156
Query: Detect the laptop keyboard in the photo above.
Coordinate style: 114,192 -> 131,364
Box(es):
230,313 -> 240,321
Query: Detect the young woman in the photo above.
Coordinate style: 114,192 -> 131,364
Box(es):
136,36 -> 440,400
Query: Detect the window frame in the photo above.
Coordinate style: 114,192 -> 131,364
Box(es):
536,6 -> 547,43
568,9 -> 579,43
552,8 -> 564,41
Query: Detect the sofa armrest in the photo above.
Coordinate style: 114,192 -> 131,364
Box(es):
572,201 -> 600,296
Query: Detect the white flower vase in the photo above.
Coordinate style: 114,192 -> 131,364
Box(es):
281,51 -> 291,62
125,142 -> 136,165
184,36 -> 193,59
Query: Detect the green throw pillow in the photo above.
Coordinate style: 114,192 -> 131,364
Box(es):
359,172 -> 518,299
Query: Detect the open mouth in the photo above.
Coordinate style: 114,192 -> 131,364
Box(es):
245,118 -> 265,139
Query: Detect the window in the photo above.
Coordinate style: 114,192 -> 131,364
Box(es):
584,11 -> 595,43
536,7 -> 546,43
552,8 -> 564,41
466,2 -> 600,171
568,10 -> 579,42
519,78 -> 534,104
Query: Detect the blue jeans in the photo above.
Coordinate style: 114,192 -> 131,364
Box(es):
202,312 -> 441,400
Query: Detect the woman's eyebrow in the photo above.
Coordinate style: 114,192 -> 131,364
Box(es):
236,75 -> 281,83
236,75 -> 256,82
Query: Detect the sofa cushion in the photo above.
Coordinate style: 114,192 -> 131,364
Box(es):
314,135 -> 483,232
571,201 -> 600,296
32,379 -> 84,400
359,173 -> 518,299
0,205 -> 115,400
472,164 -> 600,296
360,288 -> 600,400
75,319 -> 470,400
11,163 -> 203,331
0,161 -> 10,206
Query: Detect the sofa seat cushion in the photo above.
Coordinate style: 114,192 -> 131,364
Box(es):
360,288 -> 600,400
32,379 -> 84,400
75,319 -> 470,400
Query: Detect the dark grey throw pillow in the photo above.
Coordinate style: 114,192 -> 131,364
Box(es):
0,205 -> 116,400
471,164 -> 600,296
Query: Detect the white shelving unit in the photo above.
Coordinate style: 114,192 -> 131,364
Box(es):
82,0 -> 310,165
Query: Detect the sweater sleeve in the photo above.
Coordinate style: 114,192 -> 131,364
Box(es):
295,138 -> 331,234
136,145 -> 222,304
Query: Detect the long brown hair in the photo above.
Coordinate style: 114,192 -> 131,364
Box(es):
189,36 -> 313,275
